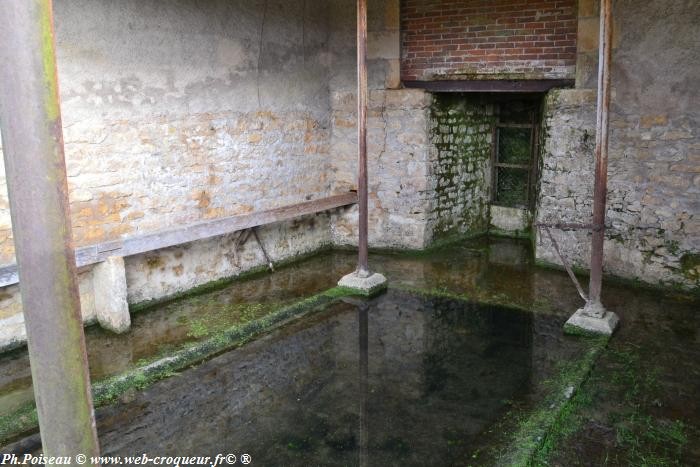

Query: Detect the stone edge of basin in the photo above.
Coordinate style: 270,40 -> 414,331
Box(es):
495,335 -> 611,466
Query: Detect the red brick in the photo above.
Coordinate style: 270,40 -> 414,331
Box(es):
401,0 -> 577,80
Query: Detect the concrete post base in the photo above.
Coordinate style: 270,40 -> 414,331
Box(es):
564,302 -> 619,336
93,256 -> 131,333
338,271 -> 388,296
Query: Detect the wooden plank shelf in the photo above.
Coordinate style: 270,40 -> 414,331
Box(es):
0,192 -> 357,288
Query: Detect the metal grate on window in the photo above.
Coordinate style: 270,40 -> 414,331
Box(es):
492,100 -> 538,209
495,167 -> 529,208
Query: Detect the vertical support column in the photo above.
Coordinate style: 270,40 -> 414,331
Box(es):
356,0 -> 369,276
565,0 -> 619,335
588,0 -> 613,312
338,0 -> 387,295
0,0 -> 101,460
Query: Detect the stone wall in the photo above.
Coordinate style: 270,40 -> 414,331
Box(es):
428,94 -> 493,239
125,214 -> 332,304
327,1 -> 438,251
0,0 -> 338,264
330,89 -> 433,250
0,0 -> 401,350
536,0 -> 700,290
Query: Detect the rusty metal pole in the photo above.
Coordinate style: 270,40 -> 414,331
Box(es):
337,0 -> 387,292
0,0 -> 101,460
357,0 -> 370,276
565,0 -> 618,334
587,0 -> 613,316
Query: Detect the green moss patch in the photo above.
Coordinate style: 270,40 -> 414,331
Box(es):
680,252 -> 700,282
562,323 -> 606,338
505,337 -> 609,466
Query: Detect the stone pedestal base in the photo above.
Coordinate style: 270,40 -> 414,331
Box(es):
564,303 -> 619,336
338,271 -> 388,296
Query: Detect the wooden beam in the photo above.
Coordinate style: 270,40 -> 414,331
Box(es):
0,193 -> 357,288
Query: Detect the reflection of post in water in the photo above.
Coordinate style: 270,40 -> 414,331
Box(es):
358,303 -> 369,467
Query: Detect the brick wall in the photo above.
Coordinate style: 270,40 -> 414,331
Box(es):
401,0 -> 577,81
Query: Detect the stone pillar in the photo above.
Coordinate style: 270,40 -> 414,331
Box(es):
93,256 -> 131,334
575,0 -> 601,88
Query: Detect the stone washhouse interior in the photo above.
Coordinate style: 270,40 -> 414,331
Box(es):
0,0 -> 698,466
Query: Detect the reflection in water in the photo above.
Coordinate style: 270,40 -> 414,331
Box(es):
77,290 -> 540,466
358,303 -> 368,467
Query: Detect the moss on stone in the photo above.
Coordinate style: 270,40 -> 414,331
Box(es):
129,246 -> 333,314
391,283 -> 556,317
0,402 -> 38,449
0,285 -> 361,448
498,337 -> 609,466
563,323 -> 604,338
680,252 -> 700,281
429,94 -> 494,241
536,347 -> 689,466
489,227 -> 533,240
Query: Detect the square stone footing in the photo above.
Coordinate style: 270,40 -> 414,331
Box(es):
564,308 -> 619,336
93,255 -> 131,334
337,272 -> 388,296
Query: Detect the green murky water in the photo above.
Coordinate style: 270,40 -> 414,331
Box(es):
92,291 -> 556,465
1,237 -> 698,465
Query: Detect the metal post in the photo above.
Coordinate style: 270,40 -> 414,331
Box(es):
0,0 -> 101,461
337,0 -> 386,294
586,0 -> 613,316
357,0 -> 369,277
564,0 -> 619,335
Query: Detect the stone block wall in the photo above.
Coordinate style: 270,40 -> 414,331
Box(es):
401,0 -> 578,81
0,0 -> 401,350
0,0 -> 338,264
428,94 -> 494,238
125,213 -> 333,304
330,89 -> 433,250
536,0 -> 700,290
330,90 -> 497,249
